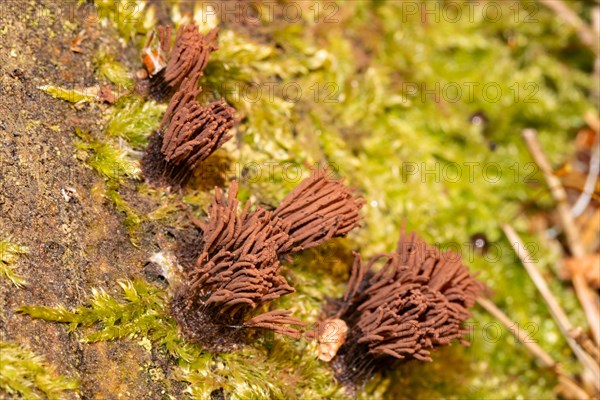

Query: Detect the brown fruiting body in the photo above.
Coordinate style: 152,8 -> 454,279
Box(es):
164,25 -> 218,88
145,23 -> 217,96
170,182 -> 301,350
162,96 -> 236,171
141,24 -> 236,188
274,168 -> 363,253
326,229 -> 482,392
171,168 -> 363,350
155,93 -> 234,187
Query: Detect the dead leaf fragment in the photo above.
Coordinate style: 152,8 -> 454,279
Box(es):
70,29 -> 86,53
564,254 -> 600,289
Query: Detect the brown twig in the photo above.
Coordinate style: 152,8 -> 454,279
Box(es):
570,327 -> 600,364
522,129 -> 584,255
477,297 -> 555,367
477,298 -> 591,400
502,224 -> 600,388
522,129 -> 600,346
539,0 -> 599,54
556,376 -> 592,400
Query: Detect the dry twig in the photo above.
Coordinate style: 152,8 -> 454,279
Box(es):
502,224 -> 600,389
478,298 -> 592,400
539,0 -> 599,54
477,297 -> 555,367
522,129 -> 600,346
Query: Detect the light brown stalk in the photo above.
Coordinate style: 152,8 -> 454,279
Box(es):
477,297 -> 555,367
539,0 -> 599,54
477,297 -> 591,400
522,129 -> 600,346
502,224 -> 600,389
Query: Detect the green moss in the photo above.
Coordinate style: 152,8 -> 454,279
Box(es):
106,186 -> 143,246
181,340 -> 347,400
0,341 -> 79,399
190,1 -> 594,397
94,50 -> 135,89
0,239 -> 29,287
145,202 -> 179,222
199,28 -> 324,168
93,0 -> 156,44
105,97 -> 166,149
107,181 -> 195,244
18,280 -> 181,352
73,127 -> 146,244
17,279 -> 352,399
74,128 -> 140,183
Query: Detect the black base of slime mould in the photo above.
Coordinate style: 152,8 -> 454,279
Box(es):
141,131 -> 193,189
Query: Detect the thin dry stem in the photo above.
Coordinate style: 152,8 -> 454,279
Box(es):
477,297 -> 555,367
477,298 -> 591,400
539,0 -> 599,54
522,128 -> 600,346
502,224 -> 600,388
570,327 -> 600,364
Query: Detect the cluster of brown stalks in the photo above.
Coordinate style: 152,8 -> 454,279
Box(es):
163,25 -> 217,88
140,19 -> 486,391
321,229 -> 482,391
171,168 -> 364,350
138,5 -> 598,396
141,23 -> 236,188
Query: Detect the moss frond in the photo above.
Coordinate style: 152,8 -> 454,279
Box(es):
200,29 -> 318,164
94,50 -> 134,89
74,128 -> 141,183
18,279 -> 353,399
180,339 -> 348,400
37,85 -> 96,104
94,0 -> 155,44
72,126 -> 144,244
0,341 -> 79,399
105,97 -> 166,149
19,279 -> 175,345
0,239 -> 29,287
106,187 -> 143,246
18,279 -> 200,363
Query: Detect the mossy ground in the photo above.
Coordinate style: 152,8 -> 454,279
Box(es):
1,0 -> 596,399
